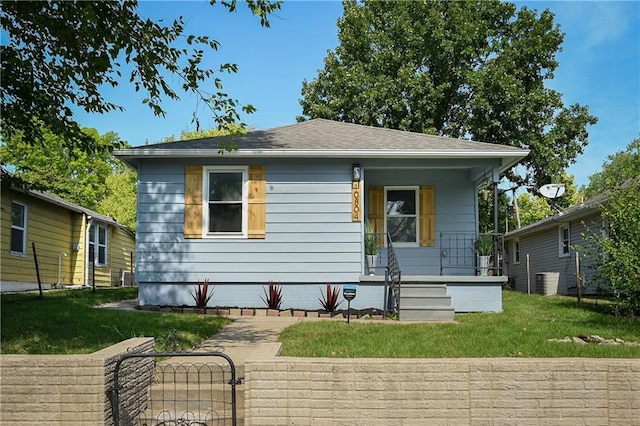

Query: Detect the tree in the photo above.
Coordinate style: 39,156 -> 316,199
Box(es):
584,138 -> 640,198
1,127 -> 137,229
1,128 -> 120,210
585,182 -> 640,316
158,123 -> 252,142
580,139 -> 640,315
1,0 -> 280,153
516,193 -> 553,227
99,167 -> 138,231
299,0 -> 597,188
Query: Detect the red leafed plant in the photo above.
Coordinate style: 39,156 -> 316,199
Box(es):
261,280 -> 283,310
191,279 -> 214,308
319,282 -> 342,312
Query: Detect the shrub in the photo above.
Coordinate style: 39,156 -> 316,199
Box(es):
191,279 -> 214,308
584,182 -> 640,316
364,221 -> 379,255
319,282 -> 342,312
475,234 -> 493,256
261,280 -> 283,310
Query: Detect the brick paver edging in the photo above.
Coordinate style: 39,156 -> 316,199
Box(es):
136,305 -> 386,320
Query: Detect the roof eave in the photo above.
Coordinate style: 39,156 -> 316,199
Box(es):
114,148 -> 529,161
504,205 -> 603,239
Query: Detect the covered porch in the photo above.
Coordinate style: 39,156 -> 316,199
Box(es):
360,231 -> 506,320
356,158 -> 508,320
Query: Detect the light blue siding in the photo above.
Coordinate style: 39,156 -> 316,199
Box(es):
447,283 -> 503,312
135,157 -> 485,307
139,282 -> 384,310
136,159 -> 363,295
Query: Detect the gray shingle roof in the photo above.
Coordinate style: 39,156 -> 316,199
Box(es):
504,193 -> 608,239
118,118 -> 527,154
7,184 -> 132,234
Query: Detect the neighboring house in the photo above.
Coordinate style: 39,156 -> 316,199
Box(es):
115,119 -> 528,319
1,184 -> 135,291
503,193 -> 607,296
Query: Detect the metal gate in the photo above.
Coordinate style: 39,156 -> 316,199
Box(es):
111,351 -> 241,426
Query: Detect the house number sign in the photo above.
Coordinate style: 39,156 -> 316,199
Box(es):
351,180 -> 361,222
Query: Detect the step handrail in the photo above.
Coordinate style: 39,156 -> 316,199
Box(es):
385,233 -> 401,317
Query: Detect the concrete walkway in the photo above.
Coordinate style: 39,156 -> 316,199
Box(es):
97,299 -> 299,368
195,316 -> 300,367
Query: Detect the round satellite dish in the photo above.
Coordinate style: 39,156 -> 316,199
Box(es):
539,183 -> 566,199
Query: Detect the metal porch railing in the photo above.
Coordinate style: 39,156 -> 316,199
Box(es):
439,232 -> 504,276
364,232 -> 401,318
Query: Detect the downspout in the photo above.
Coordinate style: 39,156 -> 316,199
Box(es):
85,215 -> 93,286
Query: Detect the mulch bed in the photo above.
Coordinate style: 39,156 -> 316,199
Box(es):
137,304 -> 388,320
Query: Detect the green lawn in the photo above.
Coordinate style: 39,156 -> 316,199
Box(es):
279,291 -> 640,358
0,288 -> 230,354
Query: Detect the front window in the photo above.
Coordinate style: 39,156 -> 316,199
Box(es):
559,224 -> 570,257
386,188 -> 418,244
205,167 -> 247,236
89,224 -> 108,265
11,201 -> 27,255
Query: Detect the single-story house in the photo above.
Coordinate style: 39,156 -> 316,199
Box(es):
503,193 -> 607,296
115,119 -> 528,319
1,183 -> 136,291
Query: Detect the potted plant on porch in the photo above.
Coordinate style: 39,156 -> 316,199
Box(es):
365,221 -> 379,275
475,234 -> 493,276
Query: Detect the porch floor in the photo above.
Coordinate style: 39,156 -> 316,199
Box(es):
359,275 -> 508,284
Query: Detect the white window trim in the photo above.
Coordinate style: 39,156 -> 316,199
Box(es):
89,223 -> 108,266
558,224 -> 570,258
384,186 -> 419,247
10,201 -> 27,256
202,166 -> 248,239
512,238 -> 520,264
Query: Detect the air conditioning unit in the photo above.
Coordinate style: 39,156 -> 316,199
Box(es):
121,270 -> 136,287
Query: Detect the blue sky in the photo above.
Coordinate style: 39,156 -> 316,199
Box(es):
72,1 -> 639,187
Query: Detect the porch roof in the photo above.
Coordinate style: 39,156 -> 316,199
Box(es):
115,119 -> 528,172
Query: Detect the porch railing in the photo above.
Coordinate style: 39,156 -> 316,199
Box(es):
364,232 -> 401,318
385,233 -> 401,317
439,232 -> 504,276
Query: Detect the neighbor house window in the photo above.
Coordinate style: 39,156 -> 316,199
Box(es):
385,187 -> 418,245
559,224 -> 570,257
10,201 -> 27,255
204,167 -> 248,237
513,239 -> 520,264
89,224 -> 108,265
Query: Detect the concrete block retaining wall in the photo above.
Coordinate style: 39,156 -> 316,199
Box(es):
0,338 -> 154,426
244,343 -> 640,425
2,339 -> 638,425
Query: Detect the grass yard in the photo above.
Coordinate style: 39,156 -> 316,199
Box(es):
0,288 -> 230,354
279,291 -> 640,358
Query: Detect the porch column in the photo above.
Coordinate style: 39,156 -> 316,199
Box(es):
492,168 -> 499,275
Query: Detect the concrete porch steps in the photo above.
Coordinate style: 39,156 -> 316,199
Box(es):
398,283 -> 455,321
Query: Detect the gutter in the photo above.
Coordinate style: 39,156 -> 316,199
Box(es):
114,148 -> 529,173
114,148 -> 527,158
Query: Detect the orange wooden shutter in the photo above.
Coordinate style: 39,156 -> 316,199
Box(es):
248,165 -> 266,239
419,186 -> 435,247
184,166 -> 203,238
368,186 -> 385,247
